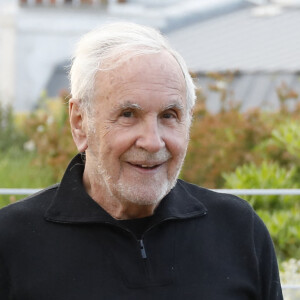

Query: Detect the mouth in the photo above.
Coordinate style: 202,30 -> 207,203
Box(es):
127,162 -> 163,170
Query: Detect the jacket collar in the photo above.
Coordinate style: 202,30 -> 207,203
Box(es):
45,154 -> 207,225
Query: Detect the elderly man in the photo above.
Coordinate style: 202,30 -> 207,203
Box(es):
0,23 -> 282,299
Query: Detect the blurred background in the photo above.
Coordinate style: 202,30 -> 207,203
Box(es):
0,0 -> 300,298
1,0 -> 300,111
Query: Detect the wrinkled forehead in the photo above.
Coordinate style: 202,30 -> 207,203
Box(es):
93,51 -> 187,99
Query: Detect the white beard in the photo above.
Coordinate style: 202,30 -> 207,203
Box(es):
95,147 -> 184,206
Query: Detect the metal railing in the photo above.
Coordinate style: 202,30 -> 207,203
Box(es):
0,188 -> 42,195
213,189 -> 300,196
1,187 -> 300,291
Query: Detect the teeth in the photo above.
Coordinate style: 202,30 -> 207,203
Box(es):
130,162 -> 161,168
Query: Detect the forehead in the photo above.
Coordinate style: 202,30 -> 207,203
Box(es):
94,51 -> 187,106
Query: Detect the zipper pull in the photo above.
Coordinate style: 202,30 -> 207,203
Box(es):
139,239 -> 147,259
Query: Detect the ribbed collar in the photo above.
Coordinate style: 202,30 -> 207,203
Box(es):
44,154 -> 207,225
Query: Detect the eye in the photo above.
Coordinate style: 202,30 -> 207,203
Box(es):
121,110 -> 133,118
162,111 -> 177,119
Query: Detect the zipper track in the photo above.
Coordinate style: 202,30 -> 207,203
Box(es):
139,239 -> 147,259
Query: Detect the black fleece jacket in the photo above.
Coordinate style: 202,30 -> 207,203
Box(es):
0,155 -> 283,300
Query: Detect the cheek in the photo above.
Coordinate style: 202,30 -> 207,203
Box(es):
104,129 -> 137,156
166,139 -> 188,165
164,128 -> 189,155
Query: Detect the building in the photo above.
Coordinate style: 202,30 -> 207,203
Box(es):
168,0 -> 300,112
2,0 -> 296,112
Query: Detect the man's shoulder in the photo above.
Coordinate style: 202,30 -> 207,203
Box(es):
176,180 -> 265,239
176,179 -> 254,216
0,184 -> 59,224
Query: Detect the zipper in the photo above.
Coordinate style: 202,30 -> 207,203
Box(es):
138,239 -> 150,278
138,239 -> 147,259
104,223 -> 148,259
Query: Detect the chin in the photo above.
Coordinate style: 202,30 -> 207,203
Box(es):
113,178 -> 177,207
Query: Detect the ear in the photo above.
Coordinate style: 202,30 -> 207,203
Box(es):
69,99 -> 88,152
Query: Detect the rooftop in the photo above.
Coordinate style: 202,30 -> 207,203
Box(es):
167,3 -> 300,72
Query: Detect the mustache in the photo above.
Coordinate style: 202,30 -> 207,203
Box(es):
122,148 -> 172,162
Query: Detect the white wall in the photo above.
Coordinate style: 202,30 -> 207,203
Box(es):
0,7 -> 16,106
0,6 -> 116,110
0,4 -> 164,111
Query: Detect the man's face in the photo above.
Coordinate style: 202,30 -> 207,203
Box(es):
84,51 -> 190,207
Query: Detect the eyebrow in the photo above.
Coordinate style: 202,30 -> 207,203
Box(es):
120,102 -> 142,110
112,100 -> 185,113
113,101 -> 142,111
164,103 -> 185,111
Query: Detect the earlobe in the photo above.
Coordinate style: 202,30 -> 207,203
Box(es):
69,99 -> 88,152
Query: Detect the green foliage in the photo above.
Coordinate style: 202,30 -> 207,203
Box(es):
181,108 -> 270,188
223,161 -> 299,210
0,103 -> 27,152
257,209 -> 300,262
181,73 -> 300,189
0,95 -> 77,208
222,120 -> 300,262
22,95 -> 77,181
271,121 -> 300,160
0,150 -> 55,208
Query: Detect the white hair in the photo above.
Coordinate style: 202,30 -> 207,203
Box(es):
70,22 -> 196,118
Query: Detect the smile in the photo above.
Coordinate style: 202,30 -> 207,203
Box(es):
138,164 -> 158,169
128,162 -> 163,170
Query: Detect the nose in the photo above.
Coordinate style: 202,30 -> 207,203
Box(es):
135,118 -> 165,153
